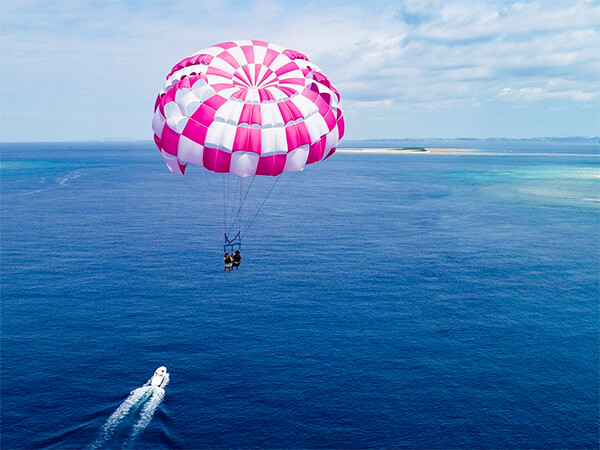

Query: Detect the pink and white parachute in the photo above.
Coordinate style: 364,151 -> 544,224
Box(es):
152,40 -> 344,177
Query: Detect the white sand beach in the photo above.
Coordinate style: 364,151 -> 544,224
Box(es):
337,148 -> 476,154
336,148 -> 598,157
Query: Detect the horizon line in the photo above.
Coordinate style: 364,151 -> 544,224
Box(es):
0,136 -> 598,145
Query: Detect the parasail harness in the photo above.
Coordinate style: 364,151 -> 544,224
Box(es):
224,231 -> 242,254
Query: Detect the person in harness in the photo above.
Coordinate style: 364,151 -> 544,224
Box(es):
224,253 -> 233,272
232,250 -> 241,269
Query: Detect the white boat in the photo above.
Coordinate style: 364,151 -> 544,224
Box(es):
150,366 -> 169,388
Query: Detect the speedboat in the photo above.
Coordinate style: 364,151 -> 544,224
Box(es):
150,366 -> 169,388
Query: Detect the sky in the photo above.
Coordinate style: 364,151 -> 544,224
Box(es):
0,0 -> 598,141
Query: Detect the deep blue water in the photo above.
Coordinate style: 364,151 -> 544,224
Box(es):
1,141 -> 599,449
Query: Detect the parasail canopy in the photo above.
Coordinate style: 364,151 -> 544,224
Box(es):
152,40 -> 344,177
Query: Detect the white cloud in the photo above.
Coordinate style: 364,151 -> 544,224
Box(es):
345,99 -> 394,111
0,0 -> 598,140
294,0 -> 600,116
498,80 -> 599,102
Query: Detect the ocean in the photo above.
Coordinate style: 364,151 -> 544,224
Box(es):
1,140 -> 598,449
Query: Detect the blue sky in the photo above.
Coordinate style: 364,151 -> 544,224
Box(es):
1,0 -> 598,141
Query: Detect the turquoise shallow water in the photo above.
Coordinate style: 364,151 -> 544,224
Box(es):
1,140 -> 598,448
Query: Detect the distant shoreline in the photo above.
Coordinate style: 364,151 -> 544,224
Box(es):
336,148 -> 599,157
337,148 -> 472,154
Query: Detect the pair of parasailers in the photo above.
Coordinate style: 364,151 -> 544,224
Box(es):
224,250 -> 241,272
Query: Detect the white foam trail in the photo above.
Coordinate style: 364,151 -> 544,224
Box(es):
57,170 -> 81,186
91,369 -> 169,448
91,386 -> 153,449
20,189 -> 44,196
128,387 -> 165,444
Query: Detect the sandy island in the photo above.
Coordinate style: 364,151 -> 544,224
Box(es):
337,147 -> 473,154
336,148 -> 598,157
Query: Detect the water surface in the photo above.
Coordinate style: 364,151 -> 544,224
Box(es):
1,141 -> 598,448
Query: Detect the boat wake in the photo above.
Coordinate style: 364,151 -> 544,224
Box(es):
129,387 -> 165,443
58,170 -> 82,186
91,368 -> 169,448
